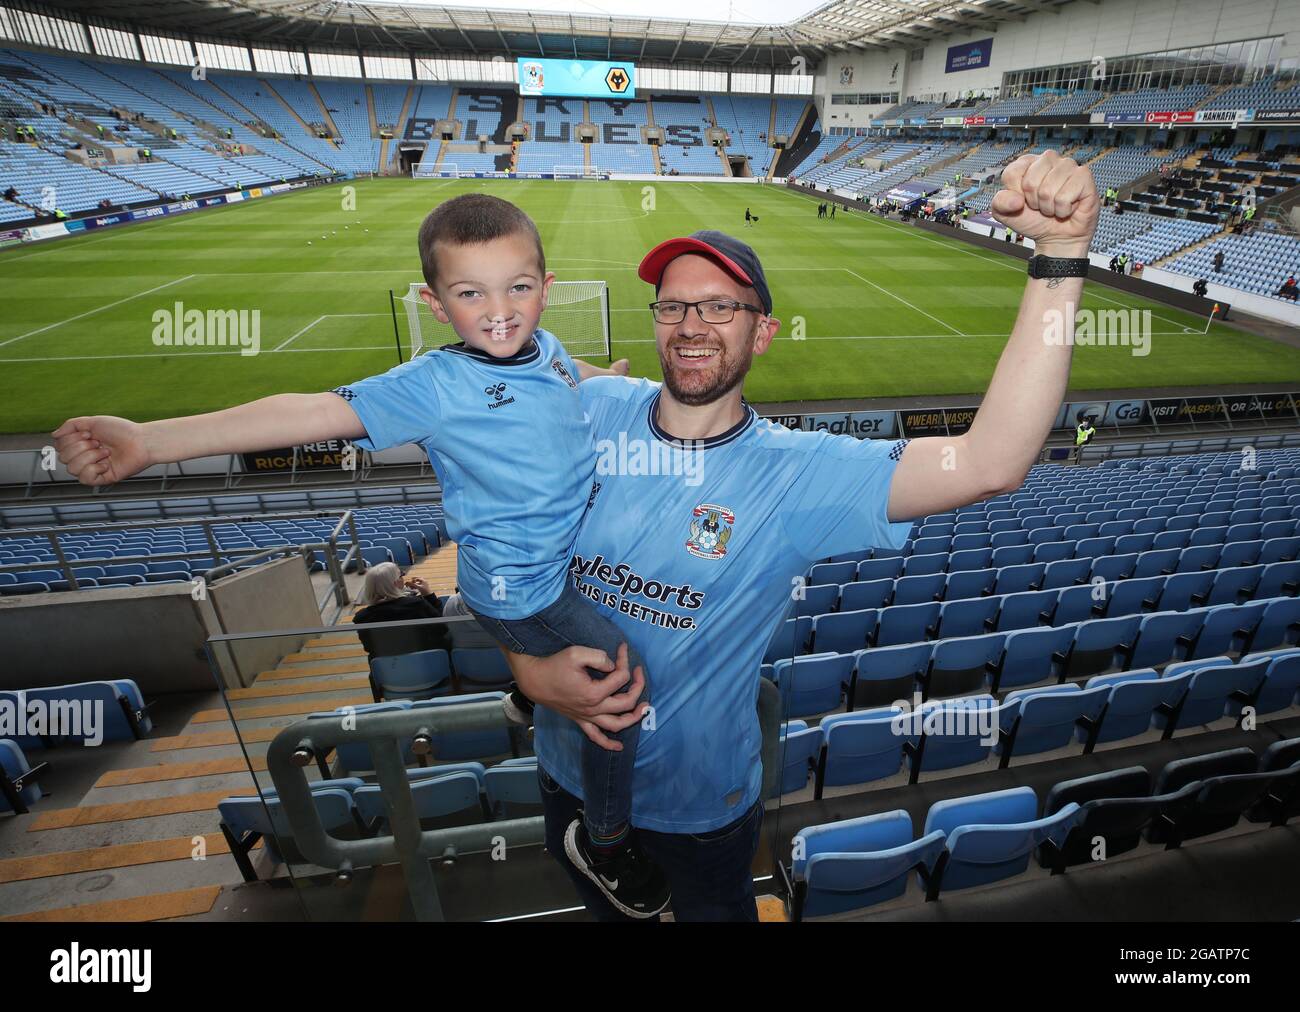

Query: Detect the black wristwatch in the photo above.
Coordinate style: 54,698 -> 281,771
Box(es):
1027,255 -> 1090,279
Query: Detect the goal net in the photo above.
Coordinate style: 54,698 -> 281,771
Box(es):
394,280 -> 611,362
554,164 -> 602,179
413,162 -> 459,178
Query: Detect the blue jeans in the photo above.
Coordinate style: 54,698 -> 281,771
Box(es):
539,765 -> 763,922
469,582 -> 648,838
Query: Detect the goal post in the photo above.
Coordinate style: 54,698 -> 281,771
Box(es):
413,162 -> 459,178
394,280 -> 611,362
554,164 -> 603,179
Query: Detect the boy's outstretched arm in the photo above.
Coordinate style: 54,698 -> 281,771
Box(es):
574,358 -> 630,381
53,392 -> 367,487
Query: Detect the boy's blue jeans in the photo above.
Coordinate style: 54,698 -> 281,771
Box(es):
469,582 -> 648,839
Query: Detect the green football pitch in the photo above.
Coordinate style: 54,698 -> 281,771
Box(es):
2,176 -> 1298,435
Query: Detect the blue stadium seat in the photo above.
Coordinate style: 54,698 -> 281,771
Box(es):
839,579 -> 893,611
1066,615 -> 1141,679
773,653 -> 854,717
485,757 -> 542,818
876,602 -> 940,647
931,627 -> 1009,692
997,683 -> 1109,764
1247,597 -> 1300,652
902,695 -> 999,781
998,625 -> 1074,689
924,786 -> 1081,896
995,589 -> 1059,631
370,649 -> 454,701
937,597 -> 1000,638
811,609 -> 876,655
817,707 -> 906,794
0,739 -> 45,814
944,569 -> 997,601
410,693 -> 515,761
1190,602 -> 1266,659
793,582 -> 839,618
771,721 -> 823,798
891,573 -> 946,606
993,563 -> 1044,596
790,810 -> 945,920
450,648 -> 513,691
1127,610 -> 1204,670
850,643 -> 931,709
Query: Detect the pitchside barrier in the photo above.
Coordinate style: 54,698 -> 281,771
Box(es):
5,393 -> 1299,502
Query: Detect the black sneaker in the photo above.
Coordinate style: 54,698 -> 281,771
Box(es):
502,683 -> 535,725
563,819 -> 670,919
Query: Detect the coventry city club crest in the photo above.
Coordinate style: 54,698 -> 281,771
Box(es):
550,357 -> 577,388
686,503 -> 735,560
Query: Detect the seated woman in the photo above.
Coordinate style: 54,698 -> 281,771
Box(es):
352,562 -> 450,660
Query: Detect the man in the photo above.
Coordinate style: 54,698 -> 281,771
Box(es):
505,149 -> 1100,921
1193,277 -> 1209,298
1277,275 -> 1299,302
1005,226 -> 1014,242
1074,416 -> 1096,463
1214,250 -> 1225,274
830,203 -> 836,220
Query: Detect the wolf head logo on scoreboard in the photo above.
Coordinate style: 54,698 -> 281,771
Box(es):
687,504 -> 735,560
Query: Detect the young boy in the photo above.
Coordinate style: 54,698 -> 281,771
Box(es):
52,193 -> 667,919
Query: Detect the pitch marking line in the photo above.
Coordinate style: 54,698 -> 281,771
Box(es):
785,187 -> 1198,332
0,275 -> 198,348
841,267 -> 966,336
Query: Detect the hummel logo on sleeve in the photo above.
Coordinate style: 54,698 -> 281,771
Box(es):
331,386 -> 357,401
888,439 -> 911,461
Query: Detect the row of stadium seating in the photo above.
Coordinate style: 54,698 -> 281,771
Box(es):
0,503 -> 446,594
775,654 -> 1300,795
770,581 -> 1300,668
1166,230 -> 1300,300
788,738 -> 1299,917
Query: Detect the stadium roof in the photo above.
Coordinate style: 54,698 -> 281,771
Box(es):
36,0 -> 1078,66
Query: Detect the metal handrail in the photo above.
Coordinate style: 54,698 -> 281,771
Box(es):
259,674 -> 785,921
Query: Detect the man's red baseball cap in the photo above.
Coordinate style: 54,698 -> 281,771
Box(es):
637,230 -> 773,314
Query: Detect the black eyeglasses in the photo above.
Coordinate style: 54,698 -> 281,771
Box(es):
648,299 -> 765,324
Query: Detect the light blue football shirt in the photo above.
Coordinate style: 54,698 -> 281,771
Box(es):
332,329 -> 593,620
534,376 -> 914,833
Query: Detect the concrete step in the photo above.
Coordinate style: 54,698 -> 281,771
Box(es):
2,884 -> 223,922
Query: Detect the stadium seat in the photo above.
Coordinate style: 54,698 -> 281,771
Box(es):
816,707 -> 906,795
370,650 -> 454,701
849,643 -> 931,709
790,810 -> 946,920
923,786 -> 1081,896
773,653 -> 854,718
771,721 -> 823,798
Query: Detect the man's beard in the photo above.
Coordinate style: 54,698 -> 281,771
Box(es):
659,339 -> 754,407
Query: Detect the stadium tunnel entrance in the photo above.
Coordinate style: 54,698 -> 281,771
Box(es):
398,143 -> 426,175
728,155 -> 753,177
